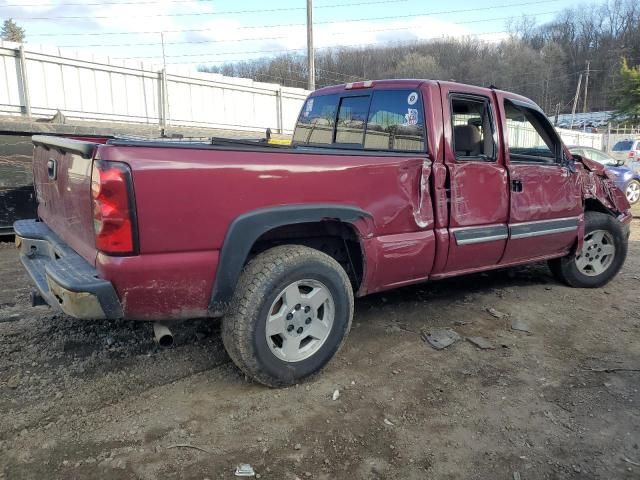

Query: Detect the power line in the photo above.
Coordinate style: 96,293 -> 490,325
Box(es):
159,32 -> 514,65
27,0 -> 559,35
112,31 -> 509,59
8,0 -> 408,20
60,26 -> 506,49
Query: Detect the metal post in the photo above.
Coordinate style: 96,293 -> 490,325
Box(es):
276,86 -> 283,134
158,69 -> 167,129
306,0 -> 315,91
160,33 -> 170,127
582,60 -> 590,113
17,45 -> 32,117
570,73 -> 582,129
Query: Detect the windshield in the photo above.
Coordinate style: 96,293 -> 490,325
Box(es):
613,141 -> 633,151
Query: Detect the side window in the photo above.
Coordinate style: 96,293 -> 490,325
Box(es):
504,100 -> 558,164
450,95 -> 496,161
292,94 -> 339,146
364,90 -> 425,152
335,96 -> 370,146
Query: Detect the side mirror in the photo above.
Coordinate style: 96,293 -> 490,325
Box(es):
562,151 -> 577,173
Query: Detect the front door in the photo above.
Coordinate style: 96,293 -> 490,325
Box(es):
497,96 -> 582,264
439,85 -> 510,274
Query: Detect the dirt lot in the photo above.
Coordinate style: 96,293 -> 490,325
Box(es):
1,213 -> 639,480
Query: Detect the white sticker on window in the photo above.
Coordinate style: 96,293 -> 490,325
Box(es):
407,92 -> 418,105
404,108 -> 418,126
305,98 -> 314,112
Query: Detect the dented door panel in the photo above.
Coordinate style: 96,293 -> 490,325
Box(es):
436,82 -> 510,274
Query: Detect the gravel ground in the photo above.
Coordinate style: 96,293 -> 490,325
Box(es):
1,210 -> 639,480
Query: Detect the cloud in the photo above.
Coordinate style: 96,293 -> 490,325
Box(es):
4,1 -> 506,70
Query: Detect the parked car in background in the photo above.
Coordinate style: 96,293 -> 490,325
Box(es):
569,146 -> 640,205
610,139 -> 640,165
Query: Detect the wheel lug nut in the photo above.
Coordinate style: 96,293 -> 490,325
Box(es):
295,304 -> 301,310
304,306 -> 310,313
286,313 -> 293,320
305,317 -> 312,324
287,325 -> 294,332
297,327 -> 303,334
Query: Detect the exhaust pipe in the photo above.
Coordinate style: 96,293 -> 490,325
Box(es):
153,322 -> 174,347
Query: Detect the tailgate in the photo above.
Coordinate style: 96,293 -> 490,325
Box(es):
32,136 -> 98,265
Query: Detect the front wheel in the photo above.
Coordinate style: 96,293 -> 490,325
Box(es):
222,245 -> 354,387
548,211 -> 627,288
625,179 -> 640,205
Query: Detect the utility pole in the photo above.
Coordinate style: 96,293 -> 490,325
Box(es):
306,0 -> 315,91
582,60 -> 590,113
554,102 -> 561,126
570,73 -> 582,129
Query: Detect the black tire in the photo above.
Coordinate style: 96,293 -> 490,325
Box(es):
222,245 -> 354,387
548,211 -> 627,288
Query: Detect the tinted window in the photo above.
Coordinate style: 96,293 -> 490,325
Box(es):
504,100 -> 557,164
364,90 -> 425,151
613,141 -> 633,151
335,96 -> 370,146
450,95 -> 496,161
292,94 -> 339,146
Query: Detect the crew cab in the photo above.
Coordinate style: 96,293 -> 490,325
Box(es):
14,80 -> 631,386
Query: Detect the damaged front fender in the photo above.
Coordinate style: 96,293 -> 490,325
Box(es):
575,155 -> 631,218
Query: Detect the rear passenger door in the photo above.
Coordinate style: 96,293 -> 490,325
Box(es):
498,97 -> 582,263
439,85 -> 510,273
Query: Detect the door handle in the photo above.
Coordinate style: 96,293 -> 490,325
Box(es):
47,158 -> 57,180
511,180 -> 523,192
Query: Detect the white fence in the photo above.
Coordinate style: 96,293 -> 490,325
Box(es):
0,41 -> 309,134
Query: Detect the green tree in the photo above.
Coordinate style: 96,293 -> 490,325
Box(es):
613,58 -> 640,123
1,18 -> 26,43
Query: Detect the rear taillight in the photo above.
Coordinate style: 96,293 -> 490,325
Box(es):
91,160 -> 138,255
629,151 -> 635,158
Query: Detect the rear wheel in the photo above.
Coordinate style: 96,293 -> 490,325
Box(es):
222,245 -> 353,387
625,179 -> 640,205
548,211 -> 627,288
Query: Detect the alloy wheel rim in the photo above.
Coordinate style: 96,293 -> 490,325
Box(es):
575,229 -> 615,277
626,182 -> 640,203
265,279 -> 335,363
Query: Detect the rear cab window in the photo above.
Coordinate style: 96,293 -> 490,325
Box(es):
449,94 -> 496,161
292,89 -> 426,153
612,141 -> 633,151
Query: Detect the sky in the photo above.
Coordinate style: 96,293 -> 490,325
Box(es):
0,0 -> 586,71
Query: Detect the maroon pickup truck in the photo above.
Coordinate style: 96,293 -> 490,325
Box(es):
15,80 -> 631,386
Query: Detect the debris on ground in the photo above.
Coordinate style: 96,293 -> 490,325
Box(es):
486,307 -> 508,319
466,336 -> 496,350
332,389 -> 340,401
421,328 -> 461,350
510,318 -> 531,333
623,456 -> 640,467
167,444 -> 211,454
383,418 -> 394,426
454,319 -> 472,326
235,463 -> 256,477
584,366 -> 640,373
6,374 -> 20,389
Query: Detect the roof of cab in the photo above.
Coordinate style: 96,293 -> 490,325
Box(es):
311,79 -> 434,96
310,79 -> 540,110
